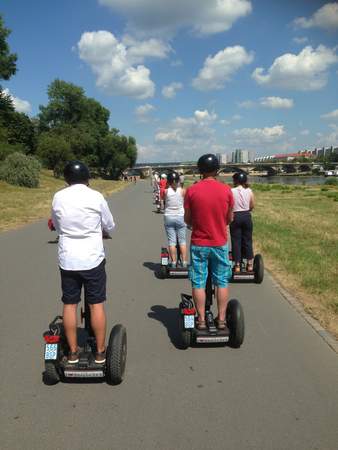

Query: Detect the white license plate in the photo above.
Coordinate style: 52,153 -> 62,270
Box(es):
45,343 -> 58,360
184,315 -> 195,329
161,257 -> 169,265
64,370 -> 104,378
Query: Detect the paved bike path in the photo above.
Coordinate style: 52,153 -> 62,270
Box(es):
0,181 -> 337,450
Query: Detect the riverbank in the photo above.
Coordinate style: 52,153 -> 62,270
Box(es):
252,183 -> 338,338
0,170 -> 128,232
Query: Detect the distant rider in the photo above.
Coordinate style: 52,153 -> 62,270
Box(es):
51,161 -> 115,364
230,172 -> 255,272
159,173 -> 167,211
163,172 -> 187,268
184,154 -> 234,330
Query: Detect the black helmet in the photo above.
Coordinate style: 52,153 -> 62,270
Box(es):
64,160 -> 90,184
233,172 -> 248,184
197,154 -> 219,174
167,171 -> 180,184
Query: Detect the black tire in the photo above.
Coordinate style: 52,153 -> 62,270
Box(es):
43,362 -> 60,385
178,314 -> 192,349
159,265 -> 167,279
226,299 -> 245,348
254,254 -> 264,284
106,324 -> 127,385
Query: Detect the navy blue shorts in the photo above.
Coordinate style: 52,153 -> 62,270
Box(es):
60,259 -> 106,305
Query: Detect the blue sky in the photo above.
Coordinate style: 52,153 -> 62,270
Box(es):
1,0 -> 338,162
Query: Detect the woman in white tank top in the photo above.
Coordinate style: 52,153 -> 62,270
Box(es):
230,172 -> 255,272
163,172 -> 187,267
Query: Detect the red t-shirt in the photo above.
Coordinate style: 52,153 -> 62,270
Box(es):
184,178 -> 234,247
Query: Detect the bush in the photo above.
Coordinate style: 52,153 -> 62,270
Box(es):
0,152 -> 41,187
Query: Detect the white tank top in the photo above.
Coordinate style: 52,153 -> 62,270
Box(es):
231,186 -> 253,212
164,187 -> 184,216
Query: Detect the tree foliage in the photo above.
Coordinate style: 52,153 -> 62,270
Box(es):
38,79 -> 137,177
0,14 -> 17,82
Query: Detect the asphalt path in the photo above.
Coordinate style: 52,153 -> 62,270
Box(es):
1,181 -> 337,450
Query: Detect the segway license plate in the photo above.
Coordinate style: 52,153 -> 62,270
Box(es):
161,257 -> 169,265
44,343 -> 58,360
184,315 -> 195,329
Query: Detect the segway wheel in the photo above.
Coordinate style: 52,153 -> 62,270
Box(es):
226,299 -> 245,348
159,265 -> 167,279
106,324 -> 127,385
43,362 -> 60,385
178,314 -> 192,349
254,254 -> 264,284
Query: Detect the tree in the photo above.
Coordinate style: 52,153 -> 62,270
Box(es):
0,14 -> 17,82
37,79 -> 138,176
37,131 -> 73,176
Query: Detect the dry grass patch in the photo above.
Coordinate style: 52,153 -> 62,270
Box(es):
0,170 -> 128,232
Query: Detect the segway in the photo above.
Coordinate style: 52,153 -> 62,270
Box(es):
178,264 -> 244,348
43,297 -> 127,385
159,239 -> 189,279
230,251 -> 264,284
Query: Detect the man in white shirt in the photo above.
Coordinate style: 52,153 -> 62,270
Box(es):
51,161 -> 115,364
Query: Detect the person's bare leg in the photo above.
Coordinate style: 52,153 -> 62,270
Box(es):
168,245 -> 177,263
89,303 -> 106,353
63,304 -> 78,352
216,287 -> 228,322
179,244 -> 187,263
192,288 -> 206,323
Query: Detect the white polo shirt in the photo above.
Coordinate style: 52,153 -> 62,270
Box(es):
51,184 -> 115,271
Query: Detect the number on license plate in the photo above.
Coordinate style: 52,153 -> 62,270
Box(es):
161,257 -> 169,265
184,315 -> 195,329
45,343 -> 58,360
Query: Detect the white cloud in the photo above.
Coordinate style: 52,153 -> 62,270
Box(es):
134,103 -> 156,122
316,124 -> 338,147
233,125 -> 285,144
252,45 -> 338,91
154,109 -> 218,160
294,2 -> 338,31
300,129 -> 310,136
219,119 -> 231,125
192,45 -> 254,91
260,96 -> 294,109
293,36 -> 308,45
3,88 -> 31,114
122,35 -> 172,62
238,100 -> 255,108
194,109 -> 217,122
98,0 -> 252,36
321,108 -> 338,120
162,82 -> 183,99
77,30 -> 168,98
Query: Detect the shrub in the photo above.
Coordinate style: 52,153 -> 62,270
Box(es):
0,152 -> 41,187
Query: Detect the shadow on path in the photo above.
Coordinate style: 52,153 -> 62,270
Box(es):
148,305 -> 185,349
143,262 -> 163,279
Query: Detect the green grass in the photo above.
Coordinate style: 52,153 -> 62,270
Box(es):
0,170 -> 128,232
252,184 -> 338,336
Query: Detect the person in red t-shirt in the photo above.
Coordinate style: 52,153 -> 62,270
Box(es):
159,173 -> 167,210
184,154 -> 234,330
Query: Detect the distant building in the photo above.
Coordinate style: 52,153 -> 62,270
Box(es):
220,153 -> 228,164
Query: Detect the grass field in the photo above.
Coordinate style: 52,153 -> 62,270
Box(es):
185,177 -> 338,338
252,183 -> 338,338
0,170 -> 128,232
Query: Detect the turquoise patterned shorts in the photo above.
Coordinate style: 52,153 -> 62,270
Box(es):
189,244 -> 232,288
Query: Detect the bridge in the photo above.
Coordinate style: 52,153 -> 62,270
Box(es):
132,161 -> 331,177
